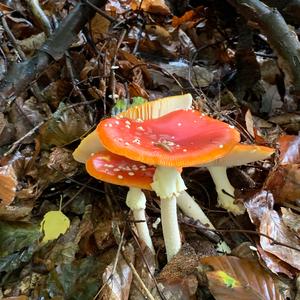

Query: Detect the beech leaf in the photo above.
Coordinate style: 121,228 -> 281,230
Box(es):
40,210 -> 70,243
200,256 -> 284,300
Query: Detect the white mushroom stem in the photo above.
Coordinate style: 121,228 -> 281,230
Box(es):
176,191 -> 231,254
160,195 -> 181,261
207,166 -> 245,215
151,166 -> 185,261
126,187 -> 155,254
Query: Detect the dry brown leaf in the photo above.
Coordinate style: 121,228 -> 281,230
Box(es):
0,112 -> 15,146
265,135 -> 300,203
39,102 -> 91,147
244,109 -> 267,143
281,207 -> 300,237
100,244 -> 134,300
9,97 -> 49,143
131,0 -> 170,15
42,79 -> 73,109
245,190 -> 274,226
2,296 -> 29,300
129,243 -> 156,299
0,165 -> 17,206
260,209 -> 300,270
0,204 -> 33,221
200,256 -> 284,300
269,113 -> 300,132
91,14 -> 111,41
172,7 -> 205,28
128,82 -> 149,99
277,135 -> 300,164
266,164 -> 300,203
257,245 -> 295,278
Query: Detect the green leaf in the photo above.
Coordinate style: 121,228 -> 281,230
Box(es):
46,256 -> 105,300
131,96 -> 146,107
111,98 -> 129,115
0,221 -> 40,257
40,211 -> 70,243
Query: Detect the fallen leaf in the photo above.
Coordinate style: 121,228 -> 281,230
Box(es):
100,244 -> 134,300
172,7 -> 205,28
266,164 -> 300,203
200,256 -> 284,300
45,256 -> 105,299
40,210 -> 70,243
0,165 -> 17,206
281,207 -> 300,237
277,135 -> 300,164
131,0 -> 170,15
245,190 -> 274,226
257,245 -> 295,278
129,243 -> 156,299
260,209 -> 300,270
39,102 -> 91,148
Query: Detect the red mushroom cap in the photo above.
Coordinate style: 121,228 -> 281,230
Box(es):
86,150 -> 156,190
97,109 -> 240,167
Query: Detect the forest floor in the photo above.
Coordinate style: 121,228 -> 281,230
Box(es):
0,0 -> 300,299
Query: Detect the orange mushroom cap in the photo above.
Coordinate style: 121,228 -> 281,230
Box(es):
86,150 -> 156,190
97,109 -> 241,167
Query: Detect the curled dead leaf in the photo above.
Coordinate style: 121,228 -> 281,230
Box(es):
260,209 -> 300,271
200,256 -> 284,300
277,135 -> 300,164
257,245 -> 295,278
266,164 -> 300,203
281,207 -> 300,237
131,0 -> 170,14
0,165 -> 17,206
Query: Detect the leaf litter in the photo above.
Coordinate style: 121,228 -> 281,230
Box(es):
0,0 -> 300,298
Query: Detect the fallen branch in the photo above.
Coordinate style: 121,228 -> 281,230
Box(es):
227,0 -> 300,97
262,0 -> 300,22
0,0 -> 107,111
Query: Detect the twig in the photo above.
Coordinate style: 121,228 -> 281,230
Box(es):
121,246 -> 156,300
0,0 -> 107,111
61,178 -> 92,210
93,227 -> 125,300
4,121 -> 45,156
129,227 -> 166,300
25,0 -> 53,36
4,99 -> 98,156
109,29 -> 127,103
207,227 -> 300,252
83,0 -> 116,23
227,0 -> 300,96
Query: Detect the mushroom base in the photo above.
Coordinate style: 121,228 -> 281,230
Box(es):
208,166 -> 245,215
177,190 -> 231,254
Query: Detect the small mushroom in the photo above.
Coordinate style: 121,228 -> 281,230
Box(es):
86,150 -> 156,254
97,109 -> 240,260
197,144 -> 275,215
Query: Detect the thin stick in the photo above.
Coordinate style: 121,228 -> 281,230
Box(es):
121,247 -> 156,300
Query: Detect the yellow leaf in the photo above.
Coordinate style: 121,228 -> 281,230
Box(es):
40,211 -> 70,243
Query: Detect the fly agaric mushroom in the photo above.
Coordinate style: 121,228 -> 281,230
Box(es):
197,144 -> 275,215
86,150 -> 156,254
97,109 -> 240,260
73,94 -> 193,163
